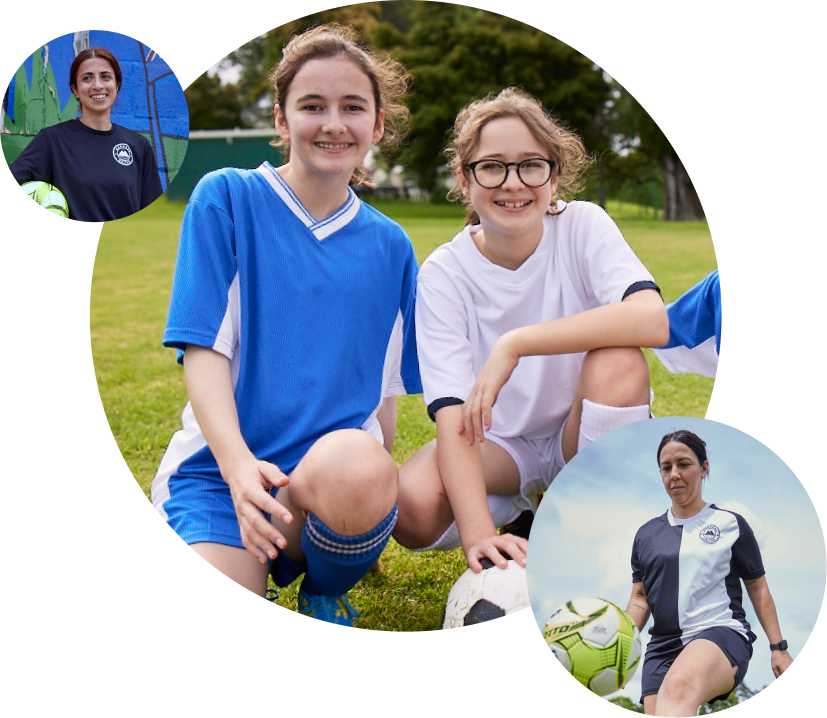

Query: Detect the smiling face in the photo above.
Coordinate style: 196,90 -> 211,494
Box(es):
71,57 -> 118,119
659,441 -> 709,517
274,56 -> 384,187
460,116 -> 558,252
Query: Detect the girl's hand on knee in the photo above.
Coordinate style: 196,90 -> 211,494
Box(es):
225,459 -> 293,564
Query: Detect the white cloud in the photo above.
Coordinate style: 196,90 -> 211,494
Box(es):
717,499 -> 767,547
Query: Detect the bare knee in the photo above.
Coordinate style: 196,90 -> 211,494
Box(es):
395,442 -> 453,549
395,518 -> 445,549
581,346 -> 650,406
291,429 -> 398,534
658,670 -> 696,708
395,483 -> 451,549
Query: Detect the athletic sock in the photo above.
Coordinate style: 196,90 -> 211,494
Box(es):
299,506 -> 398,597
578,399 -> 651,453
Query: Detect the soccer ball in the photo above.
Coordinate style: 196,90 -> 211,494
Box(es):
442,558 -> 530,628
21,181 -> 70,218
543,596 -> 641,696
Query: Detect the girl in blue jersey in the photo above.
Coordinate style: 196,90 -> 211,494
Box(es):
626,430 -> 793,715
151,25 -> 420,626
10,47 -> 163,221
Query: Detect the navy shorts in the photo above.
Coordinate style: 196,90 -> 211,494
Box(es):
640,627 -> 753,705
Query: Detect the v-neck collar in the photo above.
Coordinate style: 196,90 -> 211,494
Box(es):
256,162 -> 361,241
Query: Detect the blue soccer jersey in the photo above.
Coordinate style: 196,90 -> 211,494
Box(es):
631,503 -> 764,644
654,269 -> 721,378
152,163 -> 421,527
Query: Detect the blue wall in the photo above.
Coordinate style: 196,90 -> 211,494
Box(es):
3,30 -> 189,191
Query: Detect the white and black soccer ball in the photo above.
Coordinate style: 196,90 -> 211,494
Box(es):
442,558 -> 530,628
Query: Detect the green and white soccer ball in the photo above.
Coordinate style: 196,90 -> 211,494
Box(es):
543,596 -> 641,696
21,181 -> 70,218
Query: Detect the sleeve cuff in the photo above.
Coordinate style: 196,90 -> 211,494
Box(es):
427,397 -> 465,422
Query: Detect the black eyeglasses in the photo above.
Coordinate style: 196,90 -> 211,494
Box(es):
465,158 -> 556,189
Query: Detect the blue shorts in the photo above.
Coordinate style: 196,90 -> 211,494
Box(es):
158,471 -> 305,586
640,627 -> 753,705
161,471 -> 258,548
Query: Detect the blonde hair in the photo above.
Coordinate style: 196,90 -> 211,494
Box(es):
269,24 -> 410,186
445,87 -> 594,224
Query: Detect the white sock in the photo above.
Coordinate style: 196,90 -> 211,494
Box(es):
417,493 -> 536,553
578,398 -> 651,453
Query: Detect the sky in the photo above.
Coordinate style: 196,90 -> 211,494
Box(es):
527,416 -> 826,705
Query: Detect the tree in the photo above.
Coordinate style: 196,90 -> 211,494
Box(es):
185,72 -> 245,131
610,682 -> 762,714
613,83 -> 705,221
374,2 -> 612,195
226,3 -> 386,128
609,696 -> 646,713
699,682 -> 761,713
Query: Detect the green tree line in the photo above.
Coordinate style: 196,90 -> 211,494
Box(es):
185,1 -> 703,220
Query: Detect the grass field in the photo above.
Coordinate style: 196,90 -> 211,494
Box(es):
90,195 -> 716,631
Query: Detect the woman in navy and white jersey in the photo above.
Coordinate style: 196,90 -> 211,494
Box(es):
626,430 -> 793,715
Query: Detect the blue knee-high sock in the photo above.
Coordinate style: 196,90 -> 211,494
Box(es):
299,506 -> 398,597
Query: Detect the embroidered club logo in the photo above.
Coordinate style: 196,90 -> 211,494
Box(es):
113,143 -> 133,166
699,524 -> 721,544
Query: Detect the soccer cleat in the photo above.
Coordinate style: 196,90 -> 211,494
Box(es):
297,589 -> 361,626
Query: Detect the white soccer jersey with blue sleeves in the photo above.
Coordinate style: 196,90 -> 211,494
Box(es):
654,269 -> 721,378
152,163 -> 421,514
632,503 -> 763,644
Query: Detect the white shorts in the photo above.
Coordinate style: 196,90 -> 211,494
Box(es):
420,429 -> 566,552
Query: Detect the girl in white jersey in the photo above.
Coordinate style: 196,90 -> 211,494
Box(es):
152,25 -> 420,626
394,87 -> 669,572
626,430 -> 793,715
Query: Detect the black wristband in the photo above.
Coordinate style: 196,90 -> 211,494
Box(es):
769,639 -> 788,651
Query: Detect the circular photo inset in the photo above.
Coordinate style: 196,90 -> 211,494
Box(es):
2,29 -> 189,222
527,416 -> 825,714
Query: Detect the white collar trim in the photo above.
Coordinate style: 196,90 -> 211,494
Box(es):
256,162 -> 360,240
667,502 -> 712,526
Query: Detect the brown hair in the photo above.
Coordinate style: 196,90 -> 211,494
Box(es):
658,429 -> 710,488
269,24 -> 410,187
69,48 -> 122,95
657,430 -> 708,468
445,87 -> 594,224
